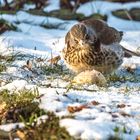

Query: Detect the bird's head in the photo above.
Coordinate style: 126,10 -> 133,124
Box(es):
69,23 -> 99,49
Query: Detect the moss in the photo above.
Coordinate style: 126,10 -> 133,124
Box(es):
27,9 -> 48,16
112,8 -> 140,21
0,53 -> 17,63
107,72 -> 140,83
0,63 -> 6,73
0,90 -> 75,139
41,64 -> 69,76
42,23 -> 65,29
130,8 -> 140,21
0,53 -> 21,73
16,112 -> 75,140
0,10 -> 17,15
87,13 -> 108,21
0,19 -> 17,34
107,73 -> 125,83
0,89 -> 45,124
60,0 -> 90,10
48,9 -> 85,21
28,9 -> 85,21
109,126 -> 133,140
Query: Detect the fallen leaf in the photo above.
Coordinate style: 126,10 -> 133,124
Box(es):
136,136 -> 140,140
67,100 -> 100,113
0,102 -> 6,114
120,111 -> 131,117
111,113 -> 119,118
26,60 -> 32,70
16,130 -> 26,140
90,100 -> 100,106
67,104 -> 87,113
117,104 -> 126,108
124,64 -> 136,74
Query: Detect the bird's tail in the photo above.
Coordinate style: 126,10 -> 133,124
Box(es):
123,47 -> 140,58
119,31 -> 123,37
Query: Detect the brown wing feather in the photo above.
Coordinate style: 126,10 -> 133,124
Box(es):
98,27 -> 123,45
82,19 -> 123,45
82,19 -> 107,33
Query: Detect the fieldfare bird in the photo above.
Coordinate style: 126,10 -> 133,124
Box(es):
49,19 -> 140,75
61,19 -> 140,74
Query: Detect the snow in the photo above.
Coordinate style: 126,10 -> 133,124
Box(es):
23,4 -> 36,11
108,15 -> 140,30
77,1 -> 140,30
0,11 -> 77,29
77,1 -> 140,16
0,0 -> 13,6
0,123 -> 24,132
44,0 -> 60,12
61,118 -> 115,139
0,80 -> 27,91
121,31 -> 140,52
0,1 -> 140,139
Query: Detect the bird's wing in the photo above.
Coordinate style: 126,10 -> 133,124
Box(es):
122,47 -> 140,57
82,19 -> 108,33
98,26 -> 123,45
82,19 -> 123,45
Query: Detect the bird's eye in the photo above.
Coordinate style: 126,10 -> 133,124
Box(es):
85,34 -> 89,40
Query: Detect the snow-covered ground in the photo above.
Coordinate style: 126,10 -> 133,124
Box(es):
0,0 -> 140,139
